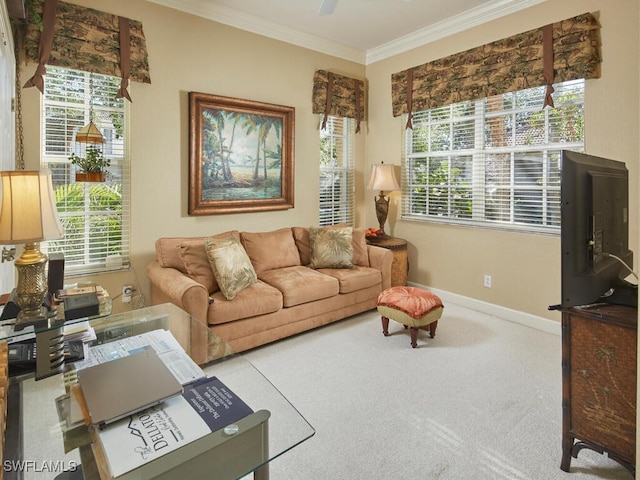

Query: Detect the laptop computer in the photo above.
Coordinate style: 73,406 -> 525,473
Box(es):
77,349 -> 183,428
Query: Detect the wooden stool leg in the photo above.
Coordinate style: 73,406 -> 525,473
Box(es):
410,327 -> 418,348
429,321 -> 438,338
381,316 -> 389,336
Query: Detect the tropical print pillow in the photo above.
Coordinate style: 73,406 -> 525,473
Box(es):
308,226 -> 354,269
204,235 -> 257,300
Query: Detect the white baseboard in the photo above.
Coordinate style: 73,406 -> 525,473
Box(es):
408,282 -> 562,336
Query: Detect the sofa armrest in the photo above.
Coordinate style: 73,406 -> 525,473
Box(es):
367,245 -> 393,291
146,260 -> 209,365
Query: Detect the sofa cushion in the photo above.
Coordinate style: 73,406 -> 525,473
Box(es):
176,231 -> 242,294
155,231 -> 240,273
204,235 -> 257,300
293,226 -> 369,267
207,280 -> 283,325
259,266 -> 339,307
351,228 -> 369,267
241,228 -> 301,274
318,266 -> 382,294
177,239 -> 216,293
309,226 -> 354,269
156,237 -> 203,272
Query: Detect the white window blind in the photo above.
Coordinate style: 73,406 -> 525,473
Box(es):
41,66 -> 130,274
319,116 -> 355,226
403,79 -> 584,234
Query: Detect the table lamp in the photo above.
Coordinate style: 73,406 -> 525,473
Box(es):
0,171 -> 64,326
367,162 -> 400,236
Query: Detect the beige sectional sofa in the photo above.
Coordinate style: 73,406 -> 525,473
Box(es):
147,226 -> 393,364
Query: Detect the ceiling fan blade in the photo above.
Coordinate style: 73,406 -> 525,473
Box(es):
317,0 -> 338,16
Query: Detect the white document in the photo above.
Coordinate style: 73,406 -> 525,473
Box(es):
73,329 -> 205,386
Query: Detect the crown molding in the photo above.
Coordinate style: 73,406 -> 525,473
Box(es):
148,0 -> 547,66
146,0 -> 365,63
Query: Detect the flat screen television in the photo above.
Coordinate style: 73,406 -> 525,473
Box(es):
559,150 -> 637,308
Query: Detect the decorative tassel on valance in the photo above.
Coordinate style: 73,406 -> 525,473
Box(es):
116,16 -> 132,102
313,70 -> 365,133
22,0 -> 57,93
391,12 -> 601,127
21,0 -> 151,101
542,23 -> 555,108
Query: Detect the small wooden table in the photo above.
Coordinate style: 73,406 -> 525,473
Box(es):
366,236 -> 408,287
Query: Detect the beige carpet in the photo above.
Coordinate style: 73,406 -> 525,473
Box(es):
16,301 -> 634,479
242,302 -> 633,480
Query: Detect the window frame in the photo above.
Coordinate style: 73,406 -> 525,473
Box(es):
319,115 -> 355,227
402,79 -> 585,235
40,66 -> 131,275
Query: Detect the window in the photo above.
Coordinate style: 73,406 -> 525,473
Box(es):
42,67 -> 130,274
403,79 -> 584,234
319,116 -> 355,226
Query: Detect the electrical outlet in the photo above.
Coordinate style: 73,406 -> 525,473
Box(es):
122,285 -> 133,303
484,275 -> 492,288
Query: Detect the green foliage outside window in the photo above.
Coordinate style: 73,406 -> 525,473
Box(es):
49,183 -> 123,262
405,80 -> 584,231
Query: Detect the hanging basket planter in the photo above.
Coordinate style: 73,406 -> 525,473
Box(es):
69,145 -> 111,183
75,172 -> 105,182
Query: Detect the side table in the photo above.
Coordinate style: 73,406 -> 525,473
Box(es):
366,236 -> 408,286
559,304 -> 636,475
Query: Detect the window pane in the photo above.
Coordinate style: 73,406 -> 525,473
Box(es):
42,67 -> 129,273
319,116 -> 354,226
403,80 -> 584,233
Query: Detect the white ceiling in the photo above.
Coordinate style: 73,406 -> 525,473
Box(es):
147,0 -> 546,64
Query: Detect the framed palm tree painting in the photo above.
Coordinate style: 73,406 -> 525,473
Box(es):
188,92 -> 295,215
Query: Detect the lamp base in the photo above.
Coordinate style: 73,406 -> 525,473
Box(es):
13,242 -> 51,330
15,306 -> 52,331
374,193 -> 390,236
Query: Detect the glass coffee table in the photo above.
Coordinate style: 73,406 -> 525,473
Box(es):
5,303 -> 315,479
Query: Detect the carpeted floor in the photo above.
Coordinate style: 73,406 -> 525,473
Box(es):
241,302 -> 633,480
18,301 -> 634,479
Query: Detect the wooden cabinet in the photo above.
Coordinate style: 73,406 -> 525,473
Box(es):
560,304 -> 637,476
366,236 -> 408,286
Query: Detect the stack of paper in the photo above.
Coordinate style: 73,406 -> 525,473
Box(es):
73,329 -> 205,386
63,321 -> 97,343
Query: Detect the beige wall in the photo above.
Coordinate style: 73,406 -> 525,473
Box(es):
365,0 -> 639,322
19,0 -> 366,307
19,0 -> 639,320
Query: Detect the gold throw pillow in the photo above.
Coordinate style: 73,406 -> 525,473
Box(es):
204,235 -> 257,300
308,226 -> 354,269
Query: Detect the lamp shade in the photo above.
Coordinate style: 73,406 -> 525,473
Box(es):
0,171 -> 64,244
367,163 -> 400,192
75,121 -> 105,144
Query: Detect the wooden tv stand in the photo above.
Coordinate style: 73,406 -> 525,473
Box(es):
560,303 -> 637,476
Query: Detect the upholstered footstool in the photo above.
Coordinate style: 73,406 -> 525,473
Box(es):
376,286 -> 444,348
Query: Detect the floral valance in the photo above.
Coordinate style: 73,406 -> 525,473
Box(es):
21,0 -> 151,99
391,12 -> 601,128
313,70 -> 365,133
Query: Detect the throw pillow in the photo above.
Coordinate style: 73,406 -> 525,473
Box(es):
177,231 -> 242,294
351,227 -> 369,267
294,225 -> 369,267
178,239 -> 217,293
308,226 -> 354,269
204,235 -> 257,300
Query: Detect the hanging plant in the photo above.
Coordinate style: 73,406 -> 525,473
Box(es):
69,146 -> 111,182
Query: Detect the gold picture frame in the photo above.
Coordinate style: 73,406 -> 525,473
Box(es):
188,92 -> 295,215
